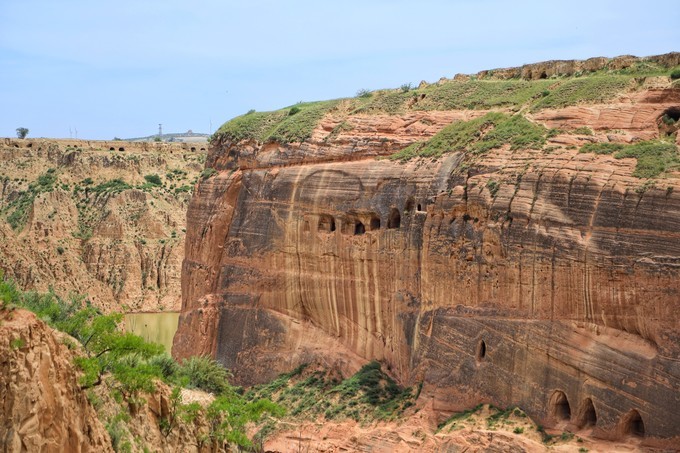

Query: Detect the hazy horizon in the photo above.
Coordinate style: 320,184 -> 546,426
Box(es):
1,0 -> 678,140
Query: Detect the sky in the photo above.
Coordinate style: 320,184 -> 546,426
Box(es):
1,1 -> 678,140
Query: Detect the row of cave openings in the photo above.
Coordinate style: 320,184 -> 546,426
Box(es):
106,146 -> 206,152
316,200 -> 427,236
474,339 -> 646,438
550,390 -> 646,438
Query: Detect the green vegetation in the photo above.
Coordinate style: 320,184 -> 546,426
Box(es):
579,142 -> 624,155
246,361 -> 415,442
0,276 -> 283,450
390,112 -> 546,161
214,66 -> 670,147
215,100 -> 338,143
580,140 -> 679,178
200,168 -> 217,180
2,169 -> 57,230
143,174 -> 162,186
531,76 -> 632,110
16,127 -> 29,139
10,337 -> 25,349
670,68 -> 680,80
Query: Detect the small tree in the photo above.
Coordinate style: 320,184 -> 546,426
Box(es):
16,127 -> 29,139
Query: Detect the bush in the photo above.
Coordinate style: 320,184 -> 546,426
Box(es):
670,68 -> 680,80
178,356 -> 232,394
288,106 -> 301,116
356,88 -> 372,98
143,174 -> 162,186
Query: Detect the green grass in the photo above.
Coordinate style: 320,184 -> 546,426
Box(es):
3,170 -> 58,230
415,79 -> 553,111
579,142 -> 624,155
214,70 -> 658,146
215,100 -> 339,143
532,76 -> 632,110
390,112 -> 546,161
580,140 -> 679,178
615,141 -> 679,178
246,360 -> 415,427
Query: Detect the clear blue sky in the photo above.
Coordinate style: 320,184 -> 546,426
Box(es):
1,1 -> 678,140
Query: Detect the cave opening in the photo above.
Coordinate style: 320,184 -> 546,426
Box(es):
318,215 -> 336,233
550,391 -> 572,421
405,198 -> 415,213
388,208 -> 401,229
577,398 -> 597,428
539,71 -> 548,79
109,147 -> 115,151
623,410 -> 645,437
370,216 -> 381,231
354,221 -> 366,235
660,107 -> 680,136
191,147 -> 196,152
476,339 -> 487,361
118,147 -> 125,151
417,203 -> 423,212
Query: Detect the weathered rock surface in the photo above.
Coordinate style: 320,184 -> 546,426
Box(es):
0,309 -> 112,452
175,63 -> 680,450
0,139 -> 206,313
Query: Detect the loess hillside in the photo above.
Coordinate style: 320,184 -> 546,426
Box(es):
0,139 -> 207,312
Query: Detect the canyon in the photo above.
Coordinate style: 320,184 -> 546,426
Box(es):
0,139 -> 206,313
174,53 -> 680,449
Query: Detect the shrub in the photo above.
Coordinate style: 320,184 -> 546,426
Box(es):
200,168 -> 217,180
178,355 -> 232,394
670,68 -> 680,80
400,83 -> 412,93
356,88 -> 372,98
288,106 -> 301,116
143,174 -> 162,186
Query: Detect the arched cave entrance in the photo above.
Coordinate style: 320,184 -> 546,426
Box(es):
577,398 -> 597,428
550,391 -> 572,421
318,214 -> 336,233
476,339 -> 487,362
659,107 -> 680,136
417,203 -> 423,212
354,221 -> 366,235
388,208 -> 401,229
118,147 -> 125,151
370,216 -> 381,231
405,198 -> 415,214
622,410 -> 645,438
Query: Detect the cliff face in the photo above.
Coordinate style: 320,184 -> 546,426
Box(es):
175,55 -> 680,446
0,309 -> 112,452
0,139 -> 206,313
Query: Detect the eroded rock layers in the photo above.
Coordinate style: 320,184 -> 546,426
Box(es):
174,65 -> 680,446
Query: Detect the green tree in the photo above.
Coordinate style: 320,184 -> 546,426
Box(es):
16,127 -> 29,139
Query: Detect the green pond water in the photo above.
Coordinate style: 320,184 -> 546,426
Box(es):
124,312 -> 180,353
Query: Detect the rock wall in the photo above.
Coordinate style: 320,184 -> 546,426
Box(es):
175,76 -> 680,447
0,139 -> 206,313
0,309 -> 112,452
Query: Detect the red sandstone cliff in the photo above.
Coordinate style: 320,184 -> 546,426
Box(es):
174,54 -> 680,448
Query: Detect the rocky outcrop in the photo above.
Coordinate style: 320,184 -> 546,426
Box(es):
0,139 -> 206,313
0,309 -> 111,452
175,61 -> 680,448
471,52 -> 680,80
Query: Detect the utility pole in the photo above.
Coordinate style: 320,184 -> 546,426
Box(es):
158,123 -> 163,140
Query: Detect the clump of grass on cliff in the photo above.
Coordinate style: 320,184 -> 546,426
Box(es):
215,100 -> 339,143
579,140 -> 679,178
390,112 -> 546,161
247,360 -> 416,442
531,75 -> 632,110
